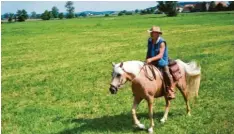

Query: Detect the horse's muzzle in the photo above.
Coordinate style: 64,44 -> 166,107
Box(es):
109,85 -> 118,94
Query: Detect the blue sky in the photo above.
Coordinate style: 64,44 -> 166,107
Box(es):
1,1 -> 157,14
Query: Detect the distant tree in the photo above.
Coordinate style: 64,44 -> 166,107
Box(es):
135,9 -> 139,13
16,9 -> 28,22
41,10 -> 51,20
8,13 -> 14,22
209,1 -> 216,11
36,14 -> 41,19
228,1 -> 234,10
201,2 -> 207,12
58,13 -> 64,19
2,13 -> 9,19
79,12 -> 87,17
75,13 -> 79,17
146,9 -> 151,14
118,12 -> 124,16
122,10 -> 127,14
125,11 -> 133,15
14,14 -> 17,22
140,10 -> 147,15
52,6 -> 59,18
104,14 -> 109,17
65,1 -> 75,18
49,11 -> 53,19
216,3 -> 226,11
31,11 -> 37,19
157,1 -> 178,17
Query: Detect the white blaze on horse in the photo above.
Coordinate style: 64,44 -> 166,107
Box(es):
109,59 -> 201,133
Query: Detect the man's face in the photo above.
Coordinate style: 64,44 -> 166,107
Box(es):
150,32 -> 159,39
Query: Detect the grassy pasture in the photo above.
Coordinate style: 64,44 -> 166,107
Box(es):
1,12 -> 234,134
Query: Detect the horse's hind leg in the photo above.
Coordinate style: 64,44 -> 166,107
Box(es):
160,96 -> 170,123
176,83 -> 191,116
132,96 -> 144,129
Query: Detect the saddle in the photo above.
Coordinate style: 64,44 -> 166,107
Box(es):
143,59 -> 182,82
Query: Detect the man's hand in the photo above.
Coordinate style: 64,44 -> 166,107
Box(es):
146,58 -> 152,64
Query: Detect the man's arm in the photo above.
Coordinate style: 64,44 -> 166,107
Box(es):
147,42 -> 165,63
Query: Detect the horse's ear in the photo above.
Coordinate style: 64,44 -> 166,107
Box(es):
112,62 -> 115,67
120,62 -> 123,67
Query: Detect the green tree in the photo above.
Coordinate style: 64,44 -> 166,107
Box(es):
201,2 -> 207,12
58,13 -> 64,19
8,13 -> 14,22
79,12 -> 87,17
49,11 -> 53,19
36,14 -> 41,19
209,1 -> 216,11
122,10 -> 127,14
140,10 -> 147,15
65,1 -> 75,18
105,14 -> 109,17
157,1 -> 178,17
118,12 -> 124,16
16,9 -> 28,22
228,1 -> 234,10
135,9 -> 139,13
125,12 -> 133,15
52,6 -> 59,18
3,13 -> 9,20
41,10 -> 51,20
31,11 -> 37,19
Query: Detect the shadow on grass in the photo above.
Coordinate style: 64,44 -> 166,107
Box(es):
56,111 -> 182,134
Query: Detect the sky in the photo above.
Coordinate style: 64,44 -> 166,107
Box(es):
1,1 -> 157,15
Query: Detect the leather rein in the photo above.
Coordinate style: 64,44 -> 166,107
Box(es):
119,62 -> 158,82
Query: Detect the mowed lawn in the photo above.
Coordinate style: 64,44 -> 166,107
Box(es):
2,12 -> 234,134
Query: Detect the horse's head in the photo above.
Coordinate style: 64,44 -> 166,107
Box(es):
109,62 -> 128,94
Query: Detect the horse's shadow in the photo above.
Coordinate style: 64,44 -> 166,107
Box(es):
56,111 -> 182,134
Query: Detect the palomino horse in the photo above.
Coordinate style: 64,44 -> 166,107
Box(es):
109,59 -> 201,133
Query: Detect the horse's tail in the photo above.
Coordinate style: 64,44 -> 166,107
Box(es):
176,59 -> 201,98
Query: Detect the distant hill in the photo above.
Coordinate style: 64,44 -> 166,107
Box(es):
77,11 -> 116,15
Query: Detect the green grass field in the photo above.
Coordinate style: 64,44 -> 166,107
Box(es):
2,12 -> 234,134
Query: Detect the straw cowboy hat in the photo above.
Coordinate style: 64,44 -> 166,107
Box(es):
147,26 -> 162,34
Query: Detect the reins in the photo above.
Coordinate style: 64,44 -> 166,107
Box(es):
119,62 -> 158,82
142,63 -> 157,81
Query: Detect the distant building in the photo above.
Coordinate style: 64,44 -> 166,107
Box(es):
214,1 -> 228,7
177,6 -> 183,13
182,4 -> 195,12
178,1 -> 228,13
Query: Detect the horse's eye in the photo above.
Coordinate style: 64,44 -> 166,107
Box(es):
116,74 -> 121,77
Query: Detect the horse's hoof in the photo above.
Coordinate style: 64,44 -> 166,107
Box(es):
135,123 -> 145,129
187,112 -> 191,116
148,127 -> 154,134
160,118 -> 167,123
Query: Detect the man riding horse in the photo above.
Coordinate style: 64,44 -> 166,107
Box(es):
145,26 -> 175,99
109,26 -> 201,133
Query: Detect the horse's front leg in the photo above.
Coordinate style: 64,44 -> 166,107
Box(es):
132,96 -> 144,129
147,98 -> 154,134
160,96 -> 171,123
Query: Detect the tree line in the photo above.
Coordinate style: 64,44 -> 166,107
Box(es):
2,1 -> 75,22
2,1 -> 234,22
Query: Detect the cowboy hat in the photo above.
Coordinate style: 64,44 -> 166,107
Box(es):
147,26 -> 162,34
